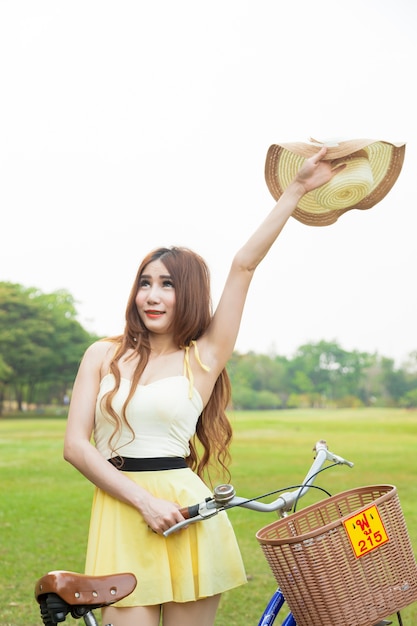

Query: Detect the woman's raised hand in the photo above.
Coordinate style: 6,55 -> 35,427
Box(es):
294,146 -> 345,194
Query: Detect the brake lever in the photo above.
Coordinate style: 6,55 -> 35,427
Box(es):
164,484 -> 236,537
163,503 -> 223,537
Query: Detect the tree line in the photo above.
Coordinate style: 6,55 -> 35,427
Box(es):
1,281 -> 416,414
228,344 -> 417,409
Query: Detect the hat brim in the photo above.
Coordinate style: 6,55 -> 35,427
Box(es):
265,139 -> 406,226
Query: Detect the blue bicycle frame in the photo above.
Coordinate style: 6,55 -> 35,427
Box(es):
257,588 -> 296,626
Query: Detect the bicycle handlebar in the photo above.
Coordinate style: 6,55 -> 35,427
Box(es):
164,439 -> 353,537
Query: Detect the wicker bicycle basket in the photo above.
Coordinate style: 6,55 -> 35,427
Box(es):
256,485 -> 417,626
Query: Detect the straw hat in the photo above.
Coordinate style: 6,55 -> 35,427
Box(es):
265,138 -> 406,226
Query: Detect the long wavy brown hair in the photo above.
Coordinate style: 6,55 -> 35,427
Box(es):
101,246 -> 233,482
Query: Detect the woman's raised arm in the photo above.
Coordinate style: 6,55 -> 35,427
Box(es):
202,147 -> 343,372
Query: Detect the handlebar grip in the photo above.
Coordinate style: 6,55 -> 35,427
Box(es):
179,504 -> 200,519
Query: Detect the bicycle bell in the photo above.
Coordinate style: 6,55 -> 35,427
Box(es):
213,484 -> 236,504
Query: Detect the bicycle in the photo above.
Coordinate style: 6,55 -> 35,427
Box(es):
34,440 -> 417,626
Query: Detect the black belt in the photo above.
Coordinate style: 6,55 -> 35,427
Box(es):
108,456 -> 188,471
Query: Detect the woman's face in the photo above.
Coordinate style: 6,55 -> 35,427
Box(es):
135,259 -> 176,334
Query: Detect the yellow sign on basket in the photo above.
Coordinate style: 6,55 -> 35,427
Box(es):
343,504 -> 389,558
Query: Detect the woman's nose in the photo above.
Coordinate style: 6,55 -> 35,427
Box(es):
147,285 -> 161,303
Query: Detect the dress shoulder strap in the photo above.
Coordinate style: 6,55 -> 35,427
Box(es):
183,340 -> 210,399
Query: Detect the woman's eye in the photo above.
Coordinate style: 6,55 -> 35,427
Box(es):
139,279 -> 150,288
163,280 -> 174,288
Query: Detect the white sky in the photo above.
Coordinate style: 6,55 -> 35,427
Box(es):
1,0 -> 416,365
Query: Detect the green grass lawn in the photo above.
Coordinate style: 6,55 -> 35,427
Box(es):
1,408 -> 416,625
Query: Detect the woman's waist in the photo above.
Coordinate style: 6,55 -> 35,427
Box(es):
108,456 -> 188,472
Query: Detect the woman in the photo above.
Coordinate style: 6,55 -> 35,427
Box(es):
64,146 -> 341,626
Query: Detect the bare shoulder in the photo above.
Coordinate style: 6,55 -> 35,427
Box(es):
84,339 -> 115,358
81,339 -> 119,374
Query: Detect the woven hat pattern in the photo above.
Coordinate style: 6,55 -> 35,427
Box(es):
265,139 -> 406,226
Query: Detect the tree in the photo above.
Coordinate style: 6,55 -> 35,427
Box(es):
288,341 -> 370,406
377,357 -> 407,406
0,282 -> 95,412
228,351 -> 289,408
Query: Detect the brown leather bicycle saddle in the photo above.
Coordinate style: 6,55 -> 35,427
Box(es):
35,570 -> 137,606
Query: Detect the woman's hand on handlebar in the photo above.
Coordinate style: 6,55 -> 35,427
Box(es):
138,494 -> 186,535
